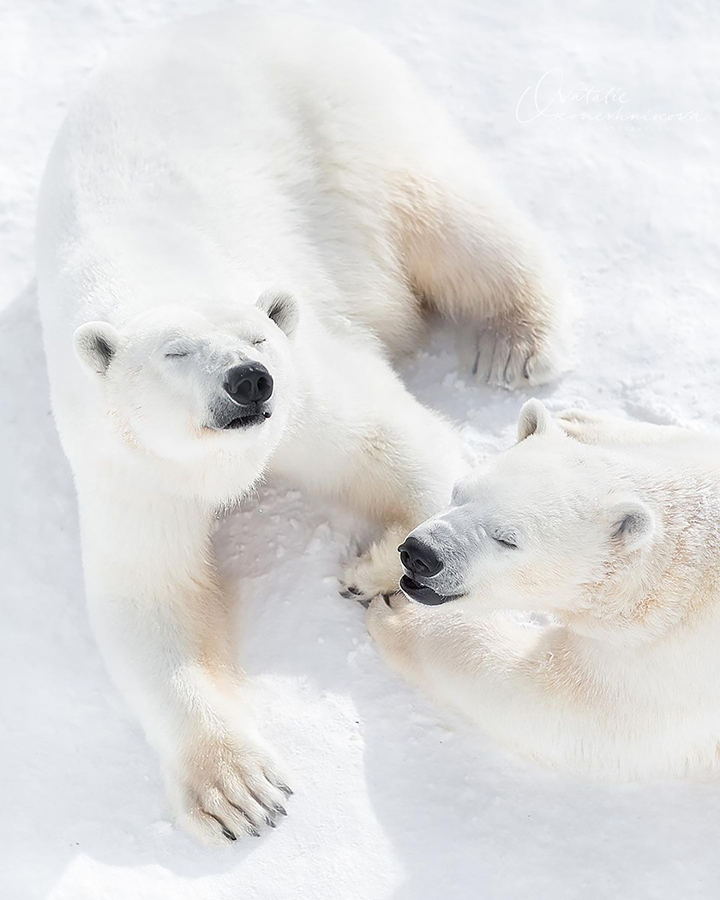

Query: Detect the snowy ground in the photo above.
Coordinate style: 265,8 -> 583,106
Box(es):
3,1 -> 720,898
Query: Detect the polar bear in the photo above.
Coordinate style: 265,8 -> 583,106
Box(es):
368,401 -> 720,780
36,11 -> 570,842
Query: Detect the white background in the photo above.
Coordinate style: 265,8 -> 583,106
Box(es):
2,1 -> 720,898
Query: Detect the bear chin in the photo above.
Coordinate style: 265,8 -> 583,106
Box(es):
223,411 -> 271,430
210,404 -> 273,430
400,575 -> 463,606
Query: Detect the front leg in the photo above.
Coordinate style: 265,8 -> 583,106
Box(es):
78,475 -> 291,844
272,348 -> 469,604
365,594 -> 542,751
334,386 -> 468,604
365,590 -> 430,685
366,595 -> 656,777
364,591 -> 508,697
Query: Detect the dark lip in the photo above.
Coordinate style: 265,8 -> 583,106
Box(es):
223,409 -> 271,430
400,575 -> 463,606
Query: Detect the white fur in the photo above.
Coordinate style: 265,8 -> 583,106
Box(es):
369,403 -> 720,780
36,11 -> 569,841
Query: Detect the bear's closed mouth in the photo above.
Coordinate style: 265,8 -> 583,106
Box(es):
400,575 -> 462,606
223,410 -> 272,430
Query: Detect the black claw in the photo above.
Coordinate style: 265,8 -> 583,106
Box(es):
279,784 -> 293,797
250,827 -> 261,838
248,787 -> 278,819
383,590 -> 402,608
274,804 -> 288,817
340,585 -> 364,600
266,816 -> 277,828
221,826 -> 237,842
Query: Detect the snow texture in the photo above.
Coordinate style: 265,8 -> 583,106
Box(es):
2,1 -> 720,898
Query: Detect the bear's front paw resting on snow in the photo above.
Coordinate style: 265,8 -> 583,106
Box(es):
339,529 -> 407,606
473,324 -> 564,390
339,564 -> 402,608
165,728 -> 292,844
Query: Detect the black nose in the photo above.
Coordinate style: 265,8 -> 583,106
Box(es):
224,363 -> 274,404
398,537 -> 443,577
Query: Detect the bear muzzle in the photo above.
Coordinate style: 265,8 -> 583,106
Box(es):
207,362 -> 275,430
208,398 -> 273,430
398,537 -> 464,605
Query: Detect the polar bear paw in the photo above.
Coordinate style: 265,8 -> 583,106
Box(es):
473,325 -> 563,390
339,530 -> 406,606
365,590 -> 414,657
165,728 -> 292,844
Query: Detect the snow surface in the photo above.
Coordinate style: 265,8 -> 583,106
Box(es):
3,1 -> 720,898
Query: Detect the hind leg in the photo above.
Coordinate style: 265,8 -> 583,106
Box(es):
392,162 -> 572,389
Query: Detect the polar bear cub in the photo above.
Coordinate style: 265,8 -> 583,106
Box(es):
37,10 -> 570,842
369,402 -> 720,779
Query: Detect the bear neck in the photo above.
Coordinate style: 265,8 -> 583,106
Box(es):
565,471 -> 720,649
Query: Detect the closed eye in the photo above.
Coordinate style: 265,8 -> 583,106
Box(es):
163,340 -> 194,359
252,338 -> 266,346
493,534 -> 518,549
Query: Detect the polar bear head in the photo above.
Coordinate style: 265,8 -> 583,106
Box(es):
73,291 -> 299,467
399,400 -> 659,624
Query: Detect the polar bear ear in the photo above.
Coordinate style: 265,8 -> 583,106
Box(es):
517,399 -> 556,441
73,322 -> 121,377
256,290 -> 299,337
608,497 -> 656,553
